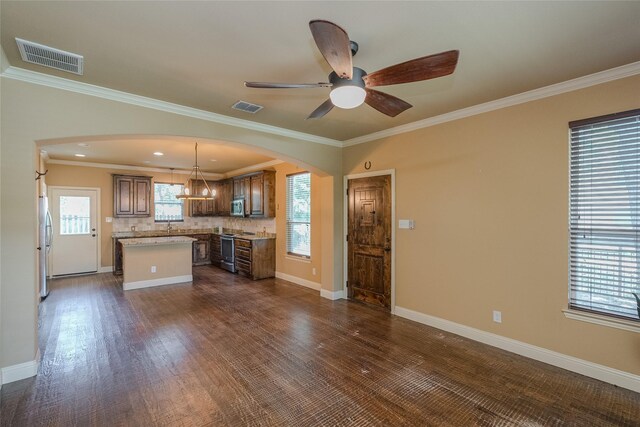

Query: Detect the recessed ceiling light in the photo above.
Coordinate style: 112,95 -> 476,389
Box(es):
153,152 -> 164,156
143,161 -> 151,164
77,143 -> 89,147
74,154 -> 86,157
210,159 -> 217,162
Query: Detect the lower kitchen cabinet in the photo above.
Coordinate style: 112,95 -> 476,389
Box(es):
191,234 -> 212,265
113,238 -> 124,275
234,238 -> 275,280
211,234 -> 222,264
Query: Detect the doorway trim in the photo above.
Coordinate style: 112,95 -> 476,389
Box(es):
343,169 -> 396,314
47,185 -> 102,276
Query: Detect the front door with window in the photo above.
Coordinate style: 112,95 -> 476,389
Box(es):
49,187 -> 99,276
347,175 -> 392,310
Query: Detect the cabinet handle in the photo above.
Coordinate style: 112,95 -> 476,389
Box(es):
92,234 -> 96,237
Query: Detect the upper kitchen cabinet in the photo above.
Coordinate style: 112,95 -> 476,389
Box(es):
233,176 -> 251,216
215,179 -> 233,216
113,175 -> 152,217
190,179 -> 215,217
191,179 -> 233,217
233,171 -> 275,218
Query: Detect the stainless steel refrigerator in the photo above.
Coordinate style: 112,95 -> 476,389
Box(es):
38,195 -> 52,299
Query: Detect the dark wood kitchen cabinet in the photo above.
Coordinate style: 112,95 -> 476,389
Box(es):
234,237 -> 275,280
250,172 -> 275,217
232,171 -> 275,218
211,234 -> 222,264
214,179 -> 233,216
190,179 -> 216,217
113,175 -> 152,217
191,179 -> 233,217
112,237 -> 124,275
191,234 -> 212,265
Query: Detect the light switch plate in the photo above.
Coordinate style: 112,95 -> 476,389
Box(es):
399,219 -> 415,229
105,216 -> 113,223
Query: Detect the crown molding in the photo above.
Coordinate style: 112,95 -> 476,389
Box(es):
1,66 -> 343,148
224,159 -> 284,178
5,61 -> 639,150
45,159 -> 224,179
343,61 -> 640,147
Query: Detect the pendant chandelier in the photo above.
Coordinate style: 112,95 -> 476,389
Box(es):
176,143 -> 216,200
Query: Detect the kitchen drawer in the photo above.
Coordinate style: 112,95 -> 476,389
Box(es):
236,258 -> 251,274
235,238 -> 251,248
235,246 -> 251,261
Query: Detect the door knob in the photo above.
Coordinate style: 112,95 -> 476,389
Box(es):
92,234 -> 96,237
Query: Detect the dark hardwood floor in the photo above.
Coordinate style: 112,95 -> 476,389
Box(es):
2,266 -> 639,426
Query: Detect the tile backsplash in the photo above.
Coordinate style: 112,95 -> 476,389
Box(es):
112,216 -> 276,234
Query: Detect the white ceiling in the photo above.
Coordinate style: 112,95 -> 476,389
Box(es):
40,137 -> 277,175
3,1 -> 640,169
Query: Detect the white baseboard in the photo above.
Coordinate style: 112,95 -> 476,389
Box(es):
123,275 -> 192,291
98,265 -> 113,273
275,271 -> 321,291
2,348 -> 40,385
394,306 -> 640,393
320,288 -> 345,301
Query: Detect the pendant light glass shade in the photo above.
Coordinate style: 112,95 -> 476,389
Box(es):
176,143 -> 216,200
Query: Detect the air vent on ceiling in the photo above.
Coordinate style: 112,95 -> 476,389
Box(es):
15,38 -> 84,75
232,100 -> 263,114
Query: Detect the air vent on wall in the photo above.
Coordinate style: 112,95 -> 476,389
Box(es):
15,38 -> 84,75
232,100 -> 263,114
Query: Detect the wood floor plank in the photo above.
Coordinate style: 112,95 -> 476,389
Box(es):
1,266 -> 639,426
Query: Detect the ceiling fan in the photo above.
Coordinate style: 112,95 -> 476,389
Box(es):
245,20 -> 459,119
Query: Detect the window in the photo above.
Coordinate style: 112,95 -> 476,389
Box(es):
286,172 -> 311,258
154,182 -> 184,222
59,196 -> 90,235
569,109 -> 639,321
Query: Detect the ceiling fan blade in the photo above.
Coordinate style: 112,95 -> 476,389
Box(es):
309,20 -> 353,79
363,50 -> 459,88
365,89 -> 412,117
306,99 -> 334,120
245,82 -> 332,89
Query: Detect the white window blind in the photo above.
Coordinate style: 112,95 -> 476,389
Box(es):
286,172 -> 311,258
569,109 -> 640,320
154,183 -> 184,222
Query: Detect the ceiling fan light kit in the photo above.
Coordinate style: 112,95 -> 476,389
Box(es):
329,67 -> 367,109
245,19 -> 459,119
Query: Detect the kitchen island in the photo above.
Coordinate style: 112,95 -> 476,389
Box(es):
120,236 -> 196,291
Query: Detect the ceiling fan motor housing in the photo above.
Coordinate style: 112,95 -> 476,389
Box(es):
329,66 -> 367,89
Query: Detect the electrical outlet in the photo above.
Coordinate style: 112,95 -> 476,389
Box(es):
151,266 -> 157,273
312,268 -> 316,276
493,310 -> 502,323
105,216 -> 113,223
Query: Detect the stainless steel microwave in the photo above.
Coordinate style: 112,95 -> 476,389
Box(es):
231,198 -> 245,217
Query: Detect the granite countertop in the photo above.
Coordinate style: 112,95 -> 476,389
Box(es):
229,234 -> 275,241
120,236 -> 197,247
113,229 -> 275,240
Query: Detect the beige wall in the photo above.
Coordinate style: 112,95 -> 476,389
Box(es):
343,74 -> 640,375
0,77 -> 343,370
274,163 -> 323,285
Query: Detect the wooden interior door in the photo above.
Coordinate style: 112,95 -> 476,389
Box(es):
347,175 -> 392,310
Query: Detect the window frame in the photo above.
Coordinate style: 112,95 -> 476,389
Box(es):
286,171 -> 311,259
567,108 -> 640,324
153,182 -> 185,222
